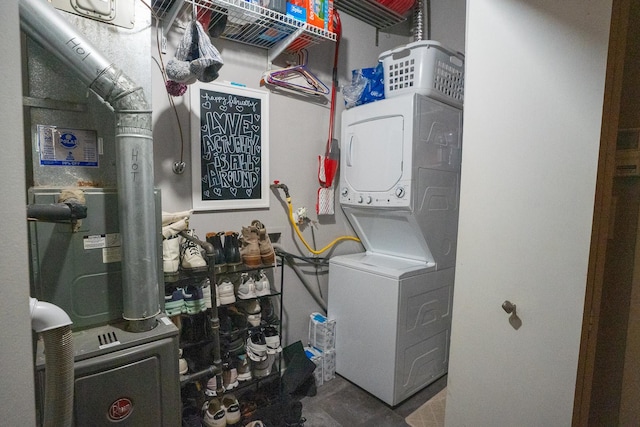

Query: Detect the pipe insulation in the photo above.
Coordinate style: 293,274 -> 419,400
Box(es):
30,298 -> 73,427
19,0 -> 160,331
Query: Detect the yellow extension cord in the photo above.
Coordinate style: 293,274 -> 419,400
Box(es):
286,197 -> 360,255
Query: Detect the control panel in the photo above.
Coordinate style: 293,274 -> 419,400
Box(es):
339,185 -> 411,208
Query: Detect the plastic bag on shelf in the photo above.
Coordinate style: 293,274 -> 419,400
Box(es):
342,62 -> 384,108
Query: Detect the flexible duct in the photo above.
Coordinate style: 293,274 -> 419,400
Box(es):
30,298 -> 73,427
19,0 -> 160,331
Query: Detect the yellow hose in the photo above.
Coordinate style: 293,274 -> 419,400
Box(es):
286,197 -> 360,255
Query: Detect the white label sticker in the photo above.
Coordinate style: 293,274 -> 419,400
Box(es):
102,246 -> 121,263
84,235 -> 106,249
84,233 -> 121,250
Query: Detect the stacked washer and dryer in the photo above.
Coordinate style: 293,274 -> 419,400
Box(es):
328,41 -> 464,406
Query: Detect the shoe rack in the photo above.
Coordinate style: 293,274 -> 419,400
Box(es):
165,230 -> 285,425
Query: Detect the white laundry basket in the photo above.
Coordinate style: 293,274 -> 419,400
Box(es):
379,40 -> 465,108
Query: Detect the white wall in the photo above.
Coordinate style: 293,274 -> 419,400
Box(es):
429,0 -> 467,53
152,12 -> 409,345
0,0 -> 37,424
445,0 -> 612,425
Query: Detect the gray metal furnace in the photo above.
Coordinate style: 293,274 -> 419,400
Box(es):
34,317 -> 180,426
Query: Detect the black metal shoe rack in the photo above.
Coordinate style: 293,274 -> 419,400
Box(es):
168,230 -> 285,416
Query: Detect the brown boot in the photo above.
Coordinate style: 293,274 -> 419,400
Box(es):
251,220 -> 275,265
239,225 -> 261,268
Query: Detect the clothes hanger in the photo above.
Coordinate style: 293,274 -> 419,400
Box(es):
261,50 -> 330,96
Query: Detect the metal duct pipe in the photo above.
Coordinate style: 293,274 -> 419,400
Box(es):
19,0 -> 160,331
30,298 -> 73,427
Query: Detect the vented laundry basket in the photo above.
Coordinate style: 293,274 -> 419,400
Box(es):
379,40 -> 465,108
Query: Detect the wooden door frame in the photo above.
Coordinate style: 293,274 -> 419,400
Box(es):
573,0 -> 632,424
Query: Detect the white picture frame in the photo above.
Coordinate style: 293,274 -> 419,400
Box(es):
189,81 -> 269,211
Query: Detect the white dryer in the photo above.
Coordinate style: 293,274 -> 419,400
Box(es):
328,93 -> 462,405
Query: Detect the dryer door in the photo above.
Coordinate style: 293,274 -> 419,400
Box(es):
343,115 -> 404,192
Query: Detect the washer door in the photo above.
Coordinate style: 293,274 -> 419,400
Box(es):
343,114 -> 404,193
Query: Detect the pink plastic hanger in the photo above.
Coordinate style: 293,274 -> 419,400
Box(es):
262,50 -> 330,96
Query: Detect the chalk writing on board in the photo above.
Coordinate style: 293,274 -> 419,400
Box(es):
198,89 -> 262,201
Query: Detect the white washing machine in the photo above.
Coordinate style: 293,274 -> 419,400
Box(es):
328,93 -> 462,405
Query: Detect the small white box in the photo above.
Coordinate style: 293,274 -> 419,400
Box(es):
322,348 -> 336,382
304,346 -> 324,386
309,312 -> 336,351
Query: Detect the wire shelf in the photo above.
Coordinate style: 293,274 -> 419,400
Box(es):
152,0 -> 336,57
333,0 -> 410,30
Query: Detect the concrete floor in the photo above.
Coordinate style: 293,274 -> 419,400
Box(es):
299,374 -> 448,426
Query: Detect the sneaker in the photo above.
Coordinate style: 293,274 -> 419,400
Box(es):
245,422 -> 265,427
181,229 -> 208,272
221,394 -> 241,425
236,273 -> 257,300
263,326 -> 282,354
246,331 -> 267,362
224,335 -> 246,357
184,284 -> 206,314
260,298 -> 279,325
164,287 -> 186,316
205,376 -> 219,397
255,270 -> 271,296
222,364 -> 239,391
162,235 -> 180,279
236,354 -> 252,382
252,353 -> 275,378
202,279 -> 213,310
179,349 -> 188,375
237,300 -> 262,327
202,398 -> 226,427
216,279 -> 236,305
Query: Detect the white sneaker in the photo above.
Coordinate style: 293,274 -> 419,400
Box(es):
216,279 -> 236,305
178,349 -> 188,375
162,236 -> 180,275
263,326 -> 282,354
246,332 -> 267,362
202,397 -> 226,427
237,300 -> 262,326
255,270 -> 271,296
236,273 -> 257,300
221,394 -> 241,425
252,353 -> 275,378
246,312 -> 262,327
181,230 -> 207,272
205,376 -> 218,397
202,279 -> 212,310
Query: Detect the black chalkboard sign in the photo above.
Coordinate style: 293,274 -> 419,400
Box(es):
190,82 -> 269,210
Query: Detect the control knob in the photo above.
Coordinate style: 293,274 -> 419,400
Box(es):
366,196 -> 372,204
341,187 -> 348,197
395,187 -> 405,198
